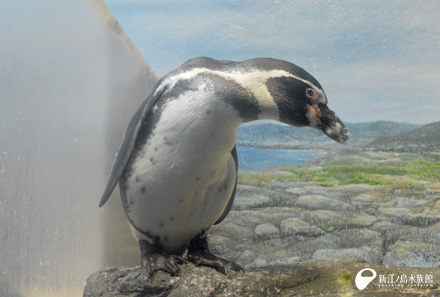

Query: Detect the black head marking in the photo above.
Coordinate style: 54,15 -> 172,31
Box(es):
266,76 -> 311,126
243,58 -> 323,89
200,73 -> 260,121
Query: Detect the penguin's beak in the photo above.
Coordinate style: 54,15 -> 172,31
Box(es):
310,105 -> 349,144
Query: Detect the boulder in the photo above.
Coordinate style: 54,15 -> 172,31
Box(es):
296,195 -> 355,211
280,217 -> 324,236
83,258 -> 440,297
255,223 -> 280,237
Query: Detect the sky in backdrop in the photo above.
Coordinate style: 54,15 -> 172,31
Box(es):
104,0 -> 440,124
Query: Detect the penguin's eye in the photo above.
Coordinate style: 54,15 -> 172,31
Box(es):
306,88 -> 316,98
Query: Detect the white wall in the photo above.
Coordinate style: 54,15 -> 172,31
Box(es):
0,1 -> 155,296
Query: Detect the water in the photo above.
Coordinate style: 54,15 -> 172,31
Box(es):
237,146 -> 322,172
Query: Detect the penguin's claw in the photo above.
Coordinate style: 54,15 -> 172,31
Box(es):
141,253 -> 183,277
187,250 -> 245,275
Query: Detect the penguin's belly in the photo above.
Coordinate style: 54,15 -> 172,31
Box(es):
121,88 -> 241,254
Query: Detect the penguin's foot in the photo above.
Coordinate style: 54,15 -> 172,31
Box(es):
187,235 -> 244,275
187,250 -> 245,275
139,240 -> 184,277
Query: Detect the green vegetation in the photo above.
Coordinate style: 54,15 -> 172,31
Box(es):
238,160 -> 440,194
315,219 -> 344,232
238,172 -> 277,188
337,271 -> 354,287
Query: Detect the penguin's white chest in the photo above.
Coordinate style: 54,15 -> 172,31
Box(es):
122,88 -> 242,253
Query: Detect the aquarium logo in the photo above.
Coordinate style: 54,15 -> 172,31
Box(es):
355,268 -> 377,290
355,268 -> 435,290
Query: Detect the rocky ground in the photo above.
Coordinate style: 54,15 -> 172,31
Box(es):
84,258 -> 440,296
209,149 -> 440,270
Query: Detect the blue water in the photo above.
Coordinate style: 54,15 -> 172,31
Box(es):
237,146 -> 322,172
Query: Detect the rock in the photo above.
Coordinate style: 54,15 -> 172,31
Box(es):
379,206 -> 440,226
296,195 -> 355,211
280,217 -> 324,236
335,184 -> 379,196
209,222 -> 254,242
254,223 -> 280,237
302,229 -> 383,264
235,185 -> 298,208
285,187 -> 307,195
293,233 -> 341,254
83,258 -> 440,296
312,248 -> 382,264
332,229 -> 383,251
237,250 -> 256,264
299,210 -> 378,231
224,208 -> 302,228
383,241 -> 440,267
208,234 -> 234,255
420,222 -> 440,245
82,263 -> 316,297
352,193 -> 382,210
301,185 -> 338,197
232,194 -> 272,210
370,221 -> 410,247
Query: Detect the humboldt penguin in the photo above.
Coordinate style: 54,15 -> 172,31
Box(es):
99,57 -> 349,276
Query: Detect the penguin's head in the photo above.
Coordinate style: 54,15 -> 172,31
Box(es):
264,62 -> 349,144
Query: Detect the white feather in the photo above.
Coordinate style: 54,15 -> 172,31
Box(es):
125,86 -> 241,253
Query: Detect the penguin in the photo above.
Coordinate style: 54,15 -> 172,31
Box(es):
99,57 -> 349,276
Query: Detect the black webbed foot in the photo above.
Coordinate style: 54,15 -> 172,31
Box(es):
139,240 -> 184,277
187,235 -> 244,275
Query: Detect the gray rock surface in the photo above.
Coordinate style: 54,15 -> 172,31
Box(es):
255,223 -> 280,237
209,168 -> 440,268
296,195 -> 355,211
83,258 -> 440,297
312,248 -> 382,264
383,241 -> 440,267
280,217 -> 324,236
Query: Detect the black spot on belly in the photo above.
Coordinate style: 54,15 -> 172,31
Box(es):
150,157 -> 157,165
170,216 -> 174,221
159,222 -> 164,227
141,186 -> 146,194
135,176 -> 141,183
195,177 -> 200,181
206,110 -> 211,115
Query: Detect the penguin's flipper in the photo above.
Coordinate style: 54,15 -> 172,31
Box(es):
214,145 -> 238,225
99,93 -> 157,207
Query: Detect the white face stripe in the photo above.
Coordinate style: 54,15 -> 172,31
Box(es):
154,68 -> 325,119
